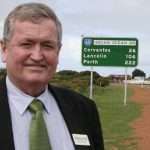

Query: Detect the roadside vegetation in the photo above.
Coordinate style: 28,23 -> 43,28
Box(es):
50,70 -> 110,95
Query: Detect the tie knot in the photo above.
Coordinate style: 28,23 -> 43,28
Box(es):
28,99 -> 43,113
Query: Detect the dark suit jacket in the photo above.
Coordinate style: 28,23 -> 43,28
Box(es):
0,77 -> 104,150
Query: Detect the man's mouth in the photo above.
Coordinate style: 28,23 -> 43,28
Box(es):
25,64 -> 47,69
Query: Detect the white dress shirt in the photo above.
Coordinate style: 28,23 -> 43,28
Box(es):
6,76 -> 75,150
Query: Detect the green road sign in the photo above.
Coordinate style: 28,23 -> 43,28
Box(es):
82,37 -> 138,67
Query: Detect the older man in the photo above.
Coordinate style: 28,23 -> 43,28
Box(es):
0,2 -> 104,150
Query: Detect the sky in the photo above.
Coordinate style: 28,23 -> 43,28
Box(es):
0,0 -> 150,77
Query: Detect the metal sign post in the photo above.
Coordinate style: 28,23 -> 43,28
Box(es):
90,66 -> 93,99
124,67 -> 127,106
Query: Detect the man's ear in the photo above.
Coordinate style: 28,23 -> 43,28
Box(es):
0,39 -> 7,63
0,38 -> 2,48
57,43 -> 62,65
58,43 -> 62,55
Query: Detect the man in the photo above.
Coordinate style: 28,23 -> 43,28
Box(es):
0,2 -> 104,150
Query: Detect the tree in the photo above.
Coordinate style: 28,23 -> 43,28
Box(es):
57,70 -> 78,77
57,70 -> 78,80
132,69 -> 146,79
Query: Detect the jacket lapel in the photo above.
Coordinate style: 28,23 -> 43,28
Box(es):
0,78 -> 15,150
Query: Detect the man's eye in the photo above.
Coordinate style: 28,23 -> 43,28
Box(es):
44,44 -> 51,48
43,44 -> 55,49
21,43 -> 32,47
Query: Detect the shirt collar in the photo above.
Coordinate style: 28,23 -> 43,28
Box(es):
6,76 -> 50,115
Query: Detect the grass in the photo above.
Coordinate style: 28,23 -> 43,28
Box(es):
92,84 -> 142,150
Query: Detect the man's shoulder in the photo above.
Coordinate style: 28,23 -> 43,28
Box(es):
48,84 -> 98,118
48,84 -> 95,106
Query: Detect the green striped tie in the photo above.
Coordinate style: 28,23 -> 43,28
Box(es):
28,99 -> 51,150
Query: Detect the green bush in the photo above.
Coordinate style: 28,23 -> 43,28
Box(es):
50,70 -> 110,93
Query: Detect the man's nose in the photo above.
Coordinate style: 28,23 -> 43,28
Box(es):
30,44 -> 43,61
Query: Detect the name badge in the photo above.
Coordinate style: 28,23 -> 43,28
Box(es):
72,134 -> 90,146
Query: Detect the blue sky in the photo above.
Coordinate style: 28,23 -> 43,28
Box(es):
0,0 -> 150,77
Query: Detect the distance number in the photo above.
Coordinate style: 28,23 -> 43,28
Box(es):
129,48 -> 136,53
126,54 -> 136,59
125,60 -> 136,65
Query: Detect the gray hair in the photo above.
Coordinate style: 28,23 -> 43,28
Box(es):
3,2 -> 62,46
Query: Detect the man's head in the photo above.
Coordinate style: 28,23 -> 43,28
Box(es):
3,2 -> 62,47
1,3 -> 62,96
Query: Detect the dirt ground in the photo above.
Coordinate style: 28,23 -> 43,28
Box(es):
129,85 -> 150,150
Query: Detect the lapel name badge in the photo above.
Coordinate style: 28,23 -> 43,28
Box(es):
72,134 -> 90,146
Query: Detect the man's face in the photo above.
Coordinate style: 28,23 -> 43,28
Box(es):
2,19 -> 60,92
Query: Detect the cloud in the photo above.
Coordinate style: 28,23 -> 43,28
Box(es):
55,0 -> 150,76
